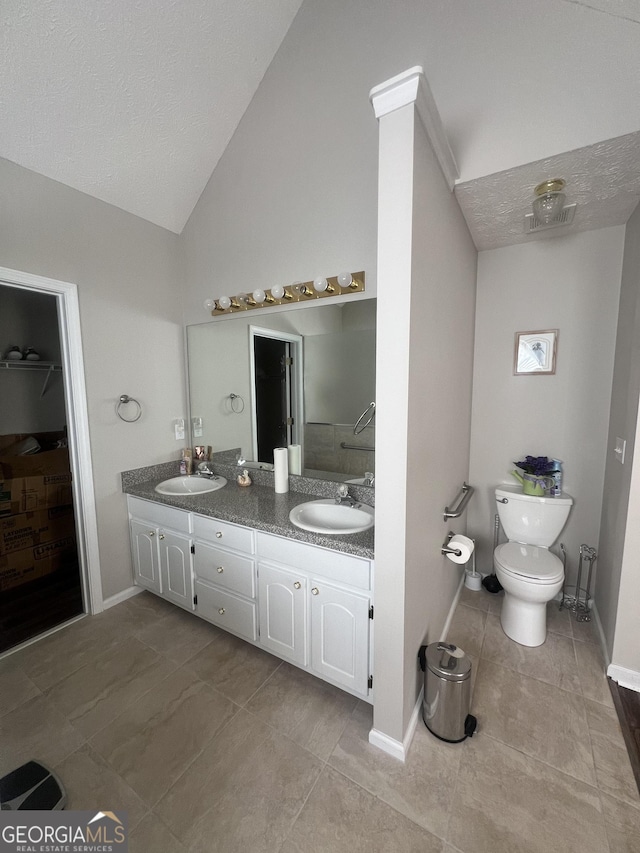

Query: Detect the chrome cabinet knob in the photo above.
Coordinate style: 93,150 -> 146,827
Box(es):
218,607 -> 225,615
217,566 -> 224,573
148,531 -> 155,537
293,581 -> 301,589
159,533 -> 165,540
311,587 -> 319,595
216,531 -> 223,538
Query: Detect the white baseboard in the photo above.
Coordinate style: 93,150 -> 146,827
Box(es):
607,664 -> 640,692
102,585 -> 143,610
442,573 -> 465,642
368,687 -> 424,762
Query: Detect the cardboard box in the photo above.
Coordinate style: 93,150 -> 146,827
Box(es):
0,534 -> 77,591
0,506 -> 75,556
0,447 -> 70,478
0,432 -> 67,454
0,473 -> 73,517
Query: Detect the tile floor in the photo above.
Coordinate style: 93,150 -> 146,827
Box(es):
1,587 -> 639,852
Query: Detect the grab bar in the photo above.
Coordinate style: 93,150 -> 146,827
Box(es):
340,441 -> 375,452
443,482 -> 474,522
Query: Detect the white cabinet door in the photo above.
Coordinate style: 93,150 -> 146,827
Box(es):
258,562 -> 307,666
130,519 -> 161,594
310,581 -> 370,695
159,529 -> 194,610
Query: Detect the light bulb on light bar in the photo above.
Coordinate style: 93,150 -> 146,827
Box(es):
203,298 -> 215,311
337,272 -> 354,288
218,296 -> 231,310
252,289 -> 266,304
313,277 -> 329,293
271,284 -> 285,300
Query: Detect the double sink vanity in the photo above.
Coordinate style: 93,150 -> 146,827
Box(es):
122,460 -> 375,701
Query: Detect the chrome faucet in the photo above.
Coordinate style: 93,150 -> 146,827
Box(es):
196,461 -> 218,479
335,484 -> 358,507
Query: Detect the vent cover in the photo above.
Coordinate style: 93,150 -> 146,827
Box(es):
524,203 -> 577,233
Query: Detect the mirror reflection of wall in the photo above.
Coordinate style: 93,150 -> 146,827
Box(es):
187,298 -> 376,483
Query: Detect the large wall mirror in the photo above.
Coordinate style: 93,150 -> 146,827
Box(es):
187,298 -> 376,483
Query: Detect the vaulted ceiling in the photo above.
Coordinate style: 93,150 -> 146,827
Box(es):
2,0 -> 639,237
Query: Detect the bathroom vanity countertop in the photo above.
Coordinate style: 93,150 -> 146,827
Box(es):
123,476 -> 375,560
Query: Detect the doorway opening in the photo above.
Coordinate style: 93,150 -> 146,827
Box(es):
249,327 -> 303,464
0,267 -> 101,656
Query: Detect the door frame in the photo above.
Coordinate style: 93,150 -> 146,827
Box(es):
248,325 -> 304,463
0,265 -> 102,615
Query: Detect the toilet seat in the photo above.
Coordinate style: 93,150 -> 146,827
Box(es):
495,542 -> 563,584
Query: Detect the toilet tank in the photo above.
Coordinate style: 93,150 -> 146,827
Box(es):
495,485 -> 572,546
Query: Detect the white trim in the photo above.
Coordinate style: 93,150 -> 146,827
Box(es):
368,686 -> 424,762
103,585 -> 143,610
369,66 -> 458,190
0,266 -> 103,614
608,664 -> 640,692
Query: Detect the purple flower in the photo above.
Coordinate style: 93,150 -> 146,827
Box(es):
514,456 -> 553,476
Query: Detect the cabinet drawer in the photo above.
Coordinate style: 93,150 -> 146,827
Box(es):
194,542 -> 256,598
193,514 -> 254,553
128,496 -> 192,534
256,532 -> 371,591
195,581 -> 257,642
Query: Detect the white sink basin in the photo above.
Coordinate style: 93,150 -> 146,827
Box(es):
289,499 -> 374,535
155,475 -> 227,496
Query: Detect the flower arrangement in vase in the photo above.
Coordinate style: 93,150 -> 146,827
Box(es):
511,456 -> 554,496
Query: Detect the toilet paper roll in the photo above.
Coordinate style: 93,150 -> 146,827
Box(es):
287,444 -> 302,476
273,447 -> 289,494
446,534 -> 475,565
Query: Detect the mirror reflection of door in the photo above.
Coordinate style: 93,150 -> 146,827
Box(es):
254,336 -> 290,462
250,327 -> 303,464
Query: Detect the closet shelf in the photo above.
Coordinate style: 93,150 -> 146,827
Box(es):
0,360 -> 62,397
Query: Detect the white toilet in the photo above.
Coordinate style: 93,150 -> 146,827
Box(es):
494,484 -> 573,647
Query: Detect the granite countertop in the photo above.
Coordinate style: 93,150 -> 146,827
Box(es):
122,459 -> 374,560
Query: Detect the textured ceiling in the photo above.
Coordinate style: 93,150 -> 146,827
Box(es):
454,132 -> 640,251
0,0 -> 303,233
1,0 -> 639,237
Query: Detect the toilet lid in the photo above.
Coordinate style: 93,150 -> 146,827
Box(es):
495,542 -> 563,583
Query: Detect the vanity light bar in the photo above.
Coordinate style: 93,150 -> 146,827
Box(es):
208,271 -> 365,316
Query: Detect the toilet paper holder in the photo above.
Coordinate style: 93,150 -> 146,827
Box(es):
441,531 -> 462,558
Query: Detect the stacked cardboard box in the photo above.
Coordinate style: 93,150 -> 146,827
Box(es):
0,434 -> 76,591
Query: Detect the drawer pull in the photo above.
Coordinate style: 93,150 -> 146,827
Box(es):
311,587 -> 319,595
218,607 -> 225,615
293,581 -> 301,589
217,566 -> 224,573
148,531 -> 155,537
216,531 -> 223,539
159,533 -> 165,540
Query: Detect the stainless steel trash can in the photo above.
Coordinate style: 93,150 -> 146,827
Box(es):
418,642 -> 477,743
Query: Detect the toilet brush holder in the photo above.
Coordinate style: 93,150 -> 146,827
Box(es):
464,570 -> 483,591
464,545 -> 483,590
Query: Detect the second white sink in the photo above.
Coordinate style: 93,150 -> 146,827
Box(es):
155,475 -> 227,496
289,499 -> 374,535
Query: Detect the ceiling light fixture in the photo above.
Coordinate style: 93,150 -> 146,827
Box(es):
532,178 -> 566,224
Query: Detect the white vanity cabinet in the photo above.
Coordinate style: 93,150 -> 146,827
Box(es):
192,514 -> 258,643
256,532 -> 373,697
128,497 -> 194,610
127,496 -> 373,700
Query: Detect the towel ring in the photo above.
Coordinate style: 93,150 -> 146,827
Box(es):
353,401 -> 375,435
116,394 -> 142,423
229,393 -> 245,414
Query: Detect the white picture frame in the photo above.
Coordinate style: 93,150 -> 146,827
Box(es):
514,329 -> 558,375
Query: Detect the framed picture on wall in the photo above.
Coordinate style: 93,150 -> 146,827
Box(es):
514,329 -> 558,375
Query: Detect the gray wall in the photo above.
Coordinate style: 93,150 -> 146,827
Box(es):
596,205 -> 640,660
0,158 -> 185,600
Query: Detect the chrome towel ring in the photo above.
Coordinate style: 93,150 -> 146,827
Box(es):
116,394 -> 142,423
353,401 -> 375,435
